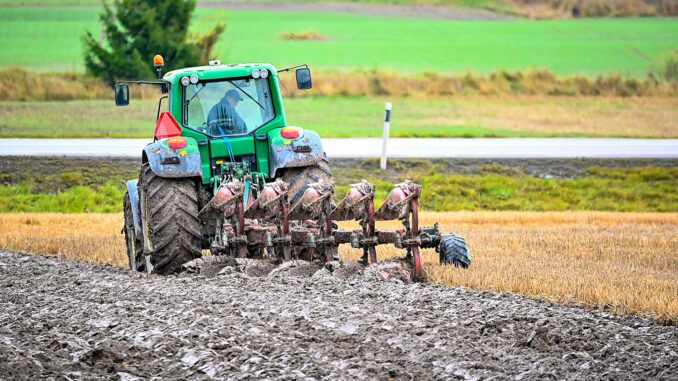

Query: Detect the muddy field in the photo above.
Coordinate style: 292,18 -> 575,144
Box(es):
1,251 -> 676,380
3,156 -> 677,192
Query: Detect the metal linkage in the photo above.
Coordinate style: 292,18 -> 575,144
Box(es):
331,180 -> 378,265
288,181 -> 336,262
245,180 -> 291,261
325,180 -> 425,277
199,174 -> 470,275
374,181 -> 423,279
199,180 -> 246,257
328,180 -> 473,279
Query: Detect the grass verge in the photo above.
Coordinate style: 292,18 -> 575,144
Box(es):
2,211 -> 676,325
1,157 -> 677,212
336,160 -> 678,212
2,96 -> 677,138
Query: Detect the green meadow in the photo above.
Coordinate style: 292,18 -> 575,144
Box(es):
2,156 -> 677,212
3,96 -> 677,138
0,6 -> 676,75
0,0 -> 511,6
0,98 -> 531,138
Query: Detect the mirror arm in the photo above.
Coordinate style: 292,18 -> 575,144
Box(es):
156,95 -> 168,123
277,64 -> 308,73
116,80 -> 168,94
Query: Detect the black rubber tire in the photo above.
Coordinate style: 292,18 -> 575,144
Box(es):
138,163 -> 202,275
281,157 -> 334,208
440,234 -> 471,269
123,191 -> 143,271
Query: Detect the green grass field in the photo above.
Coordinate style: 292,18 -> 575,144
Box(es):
2,156 -> 677,212
0,0 -> 531,14
0,0 -> 485,4
0,0 -> 508,6
2,96 -> 676,138
0,6 -> 676,75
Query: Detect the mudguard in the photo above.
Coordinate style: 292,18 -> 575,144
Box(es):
125,179 -> 142,238
142,137 -> 202,178
269,128 -> 325,178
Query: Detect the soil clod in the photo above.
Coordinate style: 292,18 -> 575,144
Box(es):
1,250 -> 676,380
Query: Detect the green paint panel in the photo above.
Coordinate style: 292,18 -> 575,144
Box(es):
163,62 -> 292,184
268,128 -> 296,146
157,136 -> 200,155
209,137 -> 255,159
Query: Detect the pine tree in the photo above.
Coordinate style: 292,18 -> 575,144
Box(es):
82,0 -> 224,84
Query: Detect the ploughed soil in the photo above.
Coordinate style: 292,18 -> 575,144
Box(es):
1,250 -> 677,380
198,1 -> 513,21
3,156 -> 677,193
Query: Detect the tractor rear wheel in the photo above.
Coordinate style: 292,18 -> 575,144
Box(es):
123,191 -> 143,271
138,163 -> 202,274
281,157 -> 334,208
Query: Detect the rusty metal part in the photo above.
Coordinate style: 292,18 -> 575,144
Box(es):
330,180 -> 375,221
365,195 -> 377,265
244,180 -> 293,262
245,223 -> 279,250
373,180 -> 422,221
199,180 -> 245,220
287,181 -> 334,221
241,180 -> 294,262
330,180 -> 379,264
234,198 -> 247,258
409,198 -> 422,279
201,176 -> 467,278
244,180 -> 288,220
198,179 -> 250,258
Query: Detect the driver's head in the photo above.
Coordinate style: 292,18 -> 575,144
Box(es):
225,89 -> 243,108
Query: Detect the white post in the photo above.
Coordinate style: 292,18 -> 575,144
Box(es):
380,102 -> 392,170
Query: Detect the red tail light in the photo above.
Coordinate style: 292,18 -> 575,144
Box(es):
168,137 -> 187,149
281,127 -> 301,139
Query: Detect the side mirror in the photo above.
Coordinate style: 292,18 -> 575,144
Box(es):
115,84 -> 129,106
296,68 -> 312,90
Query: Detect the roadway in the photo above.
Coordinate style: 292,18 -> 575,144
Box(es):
0,138 -> 677,158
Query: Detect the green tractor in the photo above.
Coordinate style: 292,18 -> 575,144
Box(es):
118,56 -> 470,278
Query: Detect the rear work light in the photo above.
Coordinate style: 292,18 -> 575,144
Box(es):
168,137 -> 187,150
281,127 -> 301,140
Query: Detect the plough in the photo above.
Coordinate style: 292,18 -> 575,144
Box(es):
200,163 -> 471,279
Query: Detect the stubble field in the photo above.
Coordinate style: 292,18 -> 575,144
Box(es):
2,211 -> 676,325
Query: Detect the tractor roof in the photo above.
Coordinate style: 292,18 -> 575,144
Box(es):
163,63 -> 277,84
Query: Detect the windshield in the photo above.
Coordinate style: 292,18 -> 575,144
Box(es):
183,77 -> 275,136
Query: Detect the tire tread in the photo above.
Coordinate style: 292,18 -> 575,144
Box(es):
139,162 -> 202,274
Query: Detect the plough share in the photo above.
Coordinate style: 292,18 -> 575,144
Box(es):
200,163 -> 471,280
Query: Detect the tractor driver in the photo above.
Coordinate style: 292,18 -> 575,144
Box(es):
207,89 -> 247,135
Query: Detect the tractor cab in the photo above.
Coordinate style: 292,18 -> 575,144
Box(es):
115,59 -> 313,185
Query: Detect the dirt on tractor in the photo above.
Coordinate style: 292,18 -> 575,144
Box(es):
1,250 -> 676,380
